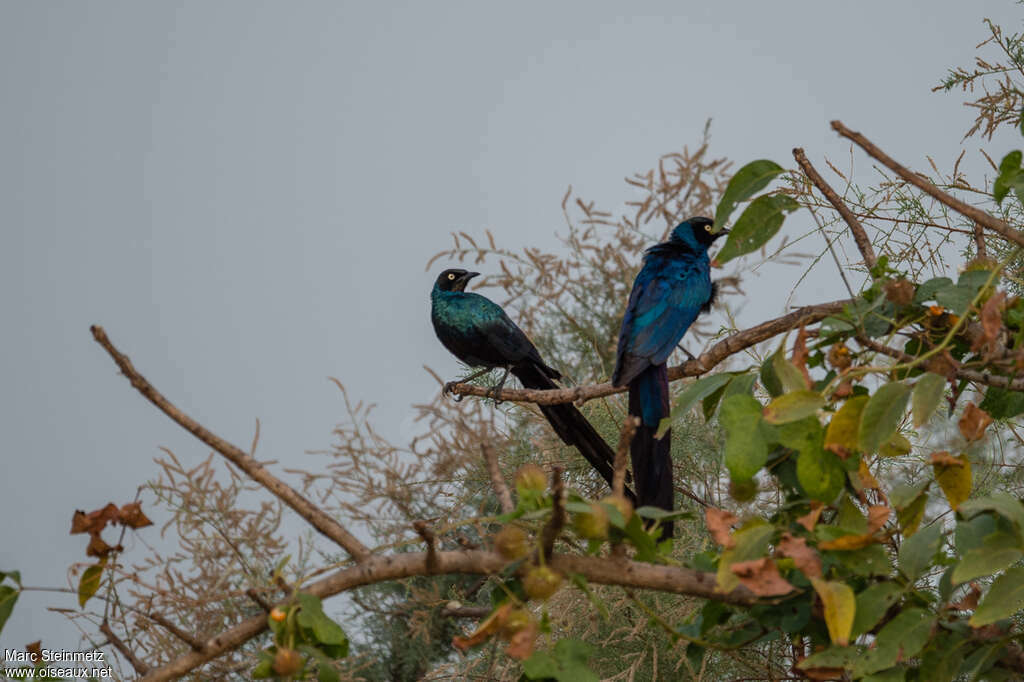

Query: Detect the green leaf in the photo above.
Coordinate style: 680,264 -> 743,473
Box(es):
797,645 -> 859,670
899,522 -> 943,582
959,493 -> 1024,534
772,346 -> 807,394
859,382 -> 910,454
299,645 -> 342,682
970,566 -> 1024,626
714,159 -> 785,229
716,194 -> 800,264
894,485 -> 928,536
716,524 -> 774,593
719,394 -> 768,482
935,285 -> 974,315
852,609 -> 933,677
952,534 -> 1023,584
0,585 -> 18,636
0,571 -> 21,587
522,639 -> 599,682
760,354 -> 783,397
623,513 -> 660,562
979,385 -> 1024,420
825,395 -> 869,455
833,544 -> 891,577
994,150 -> 1023,204
78,561 -> 105,608
762,390 -> 824,424
297,593 -> 349,650
851,582 -> 902,638
914,277 -> 954,303
912,373 -> 946,427
658,373 -> 733,437
797,447 -> 845,503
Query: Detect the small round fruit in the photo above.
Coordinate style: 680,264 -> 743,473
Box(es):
493,526 -> 530,560
500,608 -> 533,639
269,607 -> 287,622
600,494 -> 633,523
273,648 -> 303,676
523,565 -> 563,601
573,501 -> 609,540
729,479 -> 758,502
515,464 -> 547,493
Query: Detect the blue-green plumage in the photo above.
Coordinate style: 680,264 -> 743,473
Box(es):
431,268 -> 631,499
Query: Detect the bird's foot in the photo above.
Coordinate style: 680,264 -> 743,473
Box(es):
443,381 -> 465,402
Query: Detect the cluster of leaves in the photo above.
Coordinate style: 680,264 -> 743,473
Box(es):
253,590 -> 349,681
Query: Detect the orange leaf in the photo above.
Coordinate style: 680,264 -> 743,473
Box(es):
776,532 -> 822,579
730,558 -> 795,596
118,503 -> 153,529
797,502 -> 825,532
791,325 -> 813,389
958,403 -> 992,442
867,506 -> 891,534
504,621 -> 539,660
819,534 -> 877,551
452,603 -> 511,653
705,508 -> 738,549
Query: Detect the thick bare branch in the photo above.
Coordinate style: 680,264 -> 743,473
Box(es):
831,120 -> 1024,249
447,300 -> 851,405
139,549 -> 754,681
793,147 -> 877,269
100,621 -> 151,676
90,325 -> 371,563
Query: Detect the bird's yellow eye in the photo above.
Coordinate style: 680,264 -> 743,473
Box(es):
448,273 -> 456,280
705,225 -> 713,232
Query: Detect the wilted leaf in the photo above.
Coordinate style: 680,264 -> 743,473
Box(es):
797,502 -> 825,532
504,620 -> 539,660
958,403 -> 993,442
730,558 -> 795,596
717,194 -> 800,264
859,382 -> 911,453
776,533 -> 822,578
119,502 -> 153,529
763,390 -> 825,424
714,159 -> 785,229
912,373 -> 946,427
453,603 -> 511,652
932,452 -> 972,509
973,290 -> 1007,358
867,506 -> 891,534
970,567 -> 1024,626
950,583 -> 982,610
820,534 -> 878,551
716,524 -> 774,593
70,503 -> 120,536
705,508 -> 738,549
811,578 -> 856,646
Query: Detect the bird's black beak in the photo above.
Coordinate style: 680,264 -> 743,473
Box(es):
455,271 -> 480,291
714,228 -> 729,239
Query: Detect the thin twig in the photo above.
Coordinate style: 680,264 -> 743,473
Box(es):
540,467 -> 566,560
794,147 -> 877,269
613,417 -> 639,500
90,325 -> 371,563
481,444 -> 514,514
413,521 -> 439,573
245,588 -> 271,613
146,612 -> 205,653
831,121 -> 1024,249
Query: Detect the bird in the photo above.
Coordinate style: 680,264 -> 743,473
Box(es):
431,268 -> 633,500
612,217 -> 726,537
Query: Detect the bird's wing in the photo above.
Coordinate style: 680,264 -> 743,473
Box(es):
466,294 -> 539,364
615,262 -> 710,383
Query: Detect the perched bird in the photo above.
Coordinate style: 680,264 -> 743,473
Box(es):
612,217 -> 726,536
431,268 -> 631,498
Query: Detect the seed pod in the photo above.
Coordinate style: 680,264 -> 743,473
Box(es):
493,526 -> 530,560
523,565 -> 563,601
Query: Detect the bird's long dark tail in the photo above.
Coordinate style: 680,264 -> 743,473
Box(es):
627,364 -> 674,538
512,364 -> 635,503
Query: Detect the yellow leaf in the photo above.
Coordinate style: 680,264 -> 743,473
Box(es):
825,395 -> 869,454
819,534 -> 877,551
880,433 -> 912,457
811,578 -> 856,646
933,452 -> 972,509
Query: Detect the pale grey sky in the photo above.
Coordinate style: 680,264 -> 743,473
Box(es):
2,0 -> 1020,656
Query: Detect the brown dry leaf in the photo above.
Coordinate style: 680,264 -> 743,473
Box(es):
25,641 -> 41,664
797,502 -> 825,532
856,459 -> 881,492
926,350 -> 961,380
833,379 -> 854,400
729,558 -> 795,596
776,532 -> 822,579
705,507 -> 738,549
973,290 -> 1007,358
85,534 -> 120,558
70,503 -> 121,536
930,451 -> 964,468
452,603 -> 511,653
867,505 -> 891,534
819,534 -> 877,551
958,403 -> 993,442
791,325 -> 813,389
504,621 -> 539,660
803,666 -> 845,681
951,583 -> 982,611
883,278 -> 915,305
118,502 -> 153,529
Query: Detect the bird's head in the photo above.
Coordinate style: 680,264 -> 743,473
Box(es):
670,216 -> 727,251
435,268 -> 480,292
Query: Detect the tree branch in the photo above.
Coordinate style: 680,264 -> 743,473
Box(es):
99,620 -> 151,676
90,325 -> 371,563
138,549 -> 754,681
856,335 -> 1024,391
831,120 -> 1024,249
446,300 -> 851,405
481,443 -> 514,514
146,612 -> 205,653
793,147 -> 877,269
